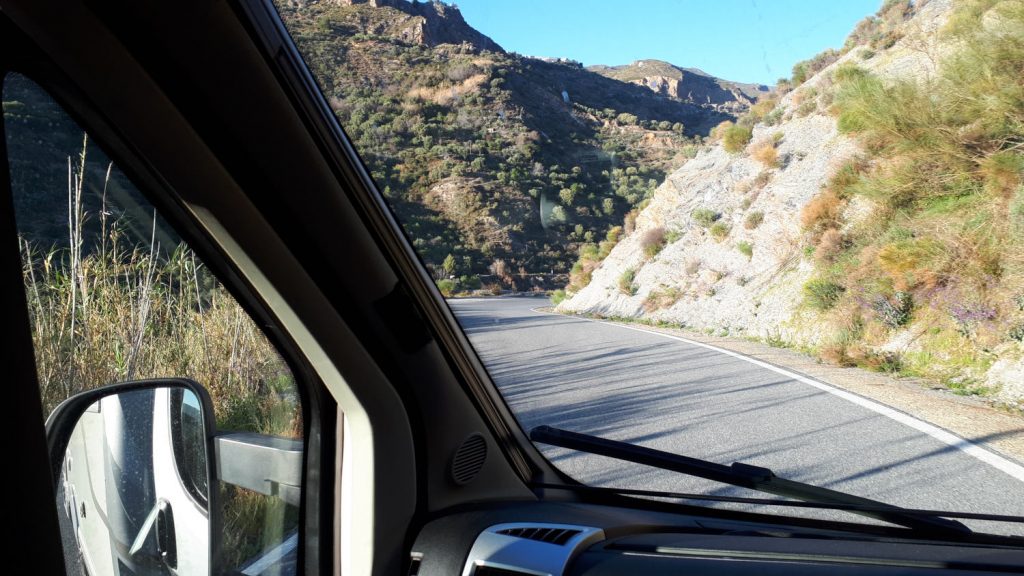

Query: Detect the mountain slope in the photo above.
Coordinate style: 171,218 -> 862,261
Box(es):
277,0 -> 732,285
559,0 -> 1024,407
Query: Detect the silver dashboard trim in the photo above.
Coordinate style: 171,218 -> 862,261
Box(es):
462,522 -> 606,576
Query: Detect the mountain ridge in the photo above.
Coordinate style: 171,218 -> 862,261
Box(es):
588,59 -> 770,113
277,0 -> 736,285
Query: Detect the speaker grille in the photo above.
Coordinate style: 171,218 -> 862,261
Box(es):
451,433 -> 487,485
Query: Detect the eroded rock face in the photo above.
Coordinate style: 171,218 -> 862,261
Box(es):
559,0 -> 957,347
629,73 -> 755,111
589,60 -> 770,113
558,113 -> 860,344
384,0 -> 504,51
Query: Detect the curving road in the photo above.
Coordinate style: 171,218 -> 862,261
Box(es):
450,296 -> 1024,535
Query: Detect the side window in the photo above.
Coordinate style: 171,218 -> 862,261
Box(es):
4,73 -> 303,575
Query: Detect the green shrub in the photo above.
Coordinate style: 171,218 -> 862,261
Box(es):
616,112 -> 638,125
792,62 -> 809,86
803,279 -> 845,311
709,221 -> 731,241
459,275 -> 482,290
692,208 -> 720,227
744,211 -> 765,229
436,278 -> 457,296
736,241 -> 754,258
618,268 -> 638,295
721,124 -> 753,153
550,289 -> 567,306
763,108 -> 784,126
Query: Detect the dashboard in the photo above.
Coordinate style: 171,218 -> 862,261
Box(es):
410,503 -> 1024,576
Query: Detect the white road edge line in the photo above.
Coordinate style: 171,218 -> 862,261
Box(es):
531,307 -> 1024,483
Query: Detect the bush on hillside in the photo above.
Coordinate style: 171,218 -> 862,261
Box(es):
641,226 -> 668,258
618,268 -> 638,295
692,208 -> 720,227
803,279 -> 845,311
722,124 -> 754,154
550,289 -> 567,305
800,190 -> 843,233
436,278 -> 457,296
749,139 -> 780,168
709,221 -> 731,242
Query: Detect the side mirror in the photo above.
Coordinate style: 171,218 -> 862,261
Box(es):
47,379 -> 215,576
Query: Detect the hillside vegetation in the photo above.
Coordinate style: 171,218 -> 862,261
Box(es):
558,0 -> 1024,407
803,0 -> 1024,393
276,0 -> 736,287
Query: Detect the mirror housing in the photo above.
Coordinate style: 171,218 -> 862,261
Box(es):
45,378 -> 216,484
46,378 -> 216,576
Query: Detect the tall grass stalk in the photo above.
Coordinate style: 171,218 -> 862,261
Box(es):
21,141 -> 300,437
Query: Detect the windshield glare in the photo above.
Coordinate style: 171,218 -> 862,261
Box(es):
273,0 -> 1024,536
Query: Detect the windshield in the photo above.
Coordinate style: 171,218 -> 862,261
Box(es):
273,0 -> 1024,536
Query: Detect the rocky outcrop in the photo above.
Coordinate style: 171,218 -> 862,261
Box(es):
560,0 -> 956,344
338,0 -> 504,52
987,355 -> 1024,409
589,60 -> 770,113
559,114 -> 860,344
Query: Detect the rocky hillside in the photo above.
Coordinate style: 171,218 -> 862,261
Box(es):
276,0 -> 746,287
589,60 -> 770,113
559,0 -> 1024,407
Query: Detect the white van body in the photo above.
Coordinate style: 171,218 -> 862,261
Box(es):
60,387 -> 209,576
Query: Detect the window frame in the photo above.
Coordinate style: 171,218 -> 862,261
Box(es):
0,52 -> 335,576
236,0 -> 549,484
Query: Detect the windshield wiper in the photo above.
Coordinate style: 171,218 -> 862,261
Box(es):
530,425 -> 973,535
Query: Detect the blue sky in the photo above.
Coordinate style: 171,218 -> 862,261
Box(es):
452,0 -> 881,85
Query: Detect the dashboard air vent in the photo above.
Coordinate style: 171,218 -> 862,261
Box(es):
474,567 -> 535,576
496,526 -> 582,545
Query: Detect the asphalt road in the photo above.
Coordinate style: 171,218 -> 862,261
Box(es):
450,296 -> 1024,535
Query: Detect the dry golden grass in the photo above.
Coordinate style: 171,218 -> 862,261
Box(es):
641,226 -> 667,258
20,143 -> 300,437
747,97 -> 779,122
642,286 -> 683,312
800,190 -> 844,232
749,138 -> 780,168
820,343 -> 856,367
710,120 -> 734,142
814,228 -> 846,263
